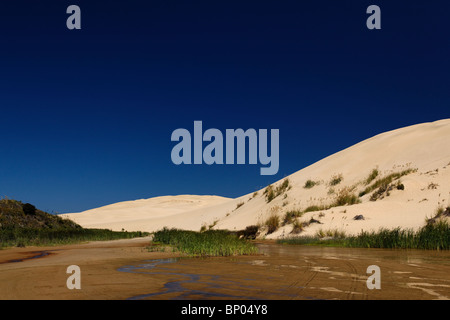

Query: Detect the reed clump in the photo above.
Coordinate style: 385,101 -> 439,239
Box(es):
152,228 -> 258,257
278,221 -> 450,250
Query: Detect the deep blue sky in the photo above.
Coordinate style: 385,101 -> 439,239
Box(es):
0,1 -> 449,213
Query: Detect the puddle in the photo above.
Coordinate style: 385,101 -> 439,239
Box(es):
1,251 -> 53,264
118,257 -> 308,300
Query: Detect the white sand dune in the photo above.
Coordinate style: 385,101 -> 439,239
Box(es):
62,195 -> 233,232
62,119 -> 450,238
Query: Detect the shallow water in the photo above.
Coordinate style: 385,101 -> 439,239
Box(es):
0,250 -> 53,264
118,244 -> 450,300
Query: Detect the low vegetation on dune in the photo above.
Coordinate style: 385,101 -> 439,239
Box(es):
264,178 -> 290,203
283,209 -> 304,226
303,179 -> 319,189
255,166 -> 425,241
329,174 -> 343,186
332,187 -> 361,206
0,198 -> 148,248
151,228 -> 258,257
293,187 -> 361,217
264,213 -> 280,234
364,168 -> 380,185
358,168 -> 416,198
291,220 -> 307,234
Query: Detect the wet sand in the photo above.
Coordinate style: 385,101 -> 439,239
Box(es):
0,238 -> 449,300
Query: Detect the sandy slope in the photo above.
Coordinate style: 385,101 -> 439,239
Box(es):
62,195 -> 233,232
62,119 -> 450,238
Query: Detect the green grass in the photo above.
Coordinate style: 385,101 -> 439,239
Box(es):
0,227 -> 148,248
344,222 -> 450,249
279,236 -> 326,245
278,221 -> 450,250
152,228 -> 258,257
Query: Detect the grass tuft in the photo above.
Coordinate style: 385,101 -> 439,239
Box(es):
265,213 -> 280,234
235,202 -> 245,210
329,174 -> 343,186
359,168 -> 416,198
264,179 -> 290,203
332,188 -> 361,206
365,168 -> 379,185
304,179 -> 318,189
283,209 -> 303,225
152,228 -> 258,257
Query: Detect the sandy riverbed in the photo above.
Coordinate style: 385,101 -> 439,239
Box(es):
1,238 -> 449,300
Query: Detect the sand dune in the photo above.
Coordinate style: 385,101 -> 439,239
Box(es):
62,195 -> 233,232
62,119 -> 450,238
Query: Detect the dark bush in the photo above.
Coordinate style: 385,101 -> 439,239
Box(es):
22,203 -> 36,215
237,225 -> 259,240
